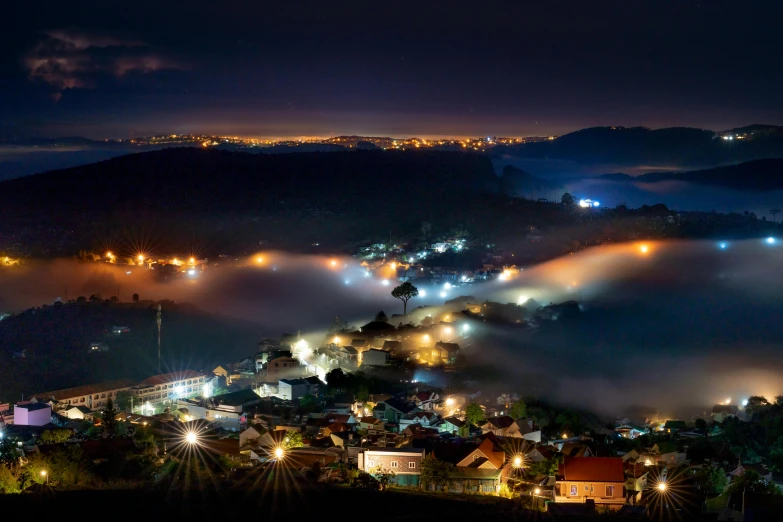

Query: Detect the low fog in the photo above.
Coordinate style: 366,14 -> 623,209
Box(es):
2,240 -> 783,417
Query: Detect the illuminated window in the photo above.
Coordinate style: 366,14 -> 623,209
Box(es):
584,485 -> 589,492
408,462 -> 416,469
606,485 -> 615,496
570,485 -> 577,496
391,461 -> 398,468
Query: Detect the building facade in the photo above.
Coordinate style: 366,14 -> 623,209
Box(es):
129,370 -> 206,409
358,448 -> 425,487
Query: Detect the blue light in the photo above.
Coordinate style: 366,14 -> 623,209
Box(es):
593,201 -> 600,207
718,242 -> 728,249
344,280 -> 350,285
766,237 -> 776,245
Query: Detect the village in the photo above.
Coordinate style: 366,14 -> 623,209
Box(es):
1,290 -> 776,519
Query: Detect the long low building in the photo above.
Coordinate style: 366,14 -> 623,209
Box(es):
129,370 -> 207,408
29,379 -> 136,411
29,370 -> 208,412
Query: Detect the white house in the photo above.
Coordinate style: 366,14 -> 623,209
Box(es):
278,378 -> 310,401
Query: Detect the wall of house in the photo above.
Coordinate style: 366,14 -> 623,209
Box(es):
557,481 -> 625,501
360,452 -> 423,477
14,406 -> 51,426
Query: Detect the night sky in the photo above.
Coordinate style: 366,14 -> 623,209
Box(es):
3,1 -> 783,138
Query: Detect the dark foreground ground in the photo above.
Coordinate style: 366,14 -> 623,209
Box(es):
9,482 -> 774,521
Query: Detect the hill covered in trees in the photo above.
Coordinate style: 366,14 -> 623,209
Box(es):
599,158 -> 783,191
491,125 -> 783,168
0,299 -> 261,403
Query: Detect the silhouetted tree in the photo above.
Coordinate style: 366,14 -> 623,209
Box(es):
374,310 -> 388,322
465,403 -> 485,426
132,293 -> 139,303
561,193 -> 575,207
771,209 -> 780,222
391,282 -> 418,316
101,399 -> 119,436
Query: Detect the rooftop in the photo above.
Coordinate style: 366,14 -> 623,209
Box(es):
560,456 -> 625,482
16,402 -> 52,412
137,370 -> 205,387
29,379 -> 136,402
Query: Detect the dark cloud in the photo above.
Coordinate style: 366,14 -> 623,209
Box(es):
24,29 -> 183,100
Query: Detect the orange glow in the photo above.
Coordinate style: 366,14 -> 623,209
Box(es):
639,244 -> 649,254
330,259 -> 338,267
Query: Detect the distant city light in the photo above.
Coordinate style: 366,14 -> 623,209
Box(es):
462,324 -> 470,332
443,326 -> 453,335
443,282 -> 451,289
381,279 -> 390,286
185,432 -> 198,444
658,482 -> 667,492
419,290 -> 427,297
742,399 -> 749,406
766,237 -> 776,245
718,242 -> 728,249
175,385 -> 184,396
274,447 -> 284,459
256,256 -> 264,264
518,295 -> 529,305
439,291 -> 447,298
725,397 -> 731,405
344,279 -> 350,285
330,259 -> 338,267
187,269 -> 196,276
639,245 -> 649,254
333,336 -> 341,345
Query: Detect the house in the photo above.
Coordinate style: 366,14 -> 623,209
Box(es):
239,426 -> 264,447
373,398 -> 414,423
624,462 -> 649,503
525,444 -> 554,463
663,419 -> 687,434
359,447 -> 425,486
400,411 -> 439,430
278,379 -> 310,401
322,422 -> 352,438
63,405 -> 93,420
713,404 -> 739,423
358,417 -> 384,432
382,340 -> 402,354
14,402 -> 52,426
555,457 -> 626,504
440,417 -> 470,437
649,442 -> 687,466
730,460 -> 773,483
211,388 -> 262,413
457,437 -> 506,470
303,376 -> 321,397
481,415 -> 516,436
361,349 -> 390,367
505,418 -> 542,442
29,379 -> 135,411
408,391 -> 441,411
429,342 -> 460,365
561,442 -> 594,458
266,357 -> 304,382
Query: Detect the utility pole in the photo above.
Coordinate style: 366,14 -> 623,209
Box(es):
156,304 -> 162,374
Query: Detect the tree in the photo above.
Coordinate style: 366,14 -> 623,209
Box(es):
527,456 -> 561,477
510,400 -> 527,420
419,454 -> 453,490
40,429 -> 72,445
374,310 -> 389,322
391,281 -> 419,316
101,399 -> 119,436
695,463 -> 728,496
328,316 -> 353,335
771,209 -> 780,222
561,193 -> 576,207
465,403 -> 485,426
132,293 -> 140,303
114,390 -> 133,412
371,466 -> 396,491
325,368 -> 351,391
746,396 -> 770,419
694,418 -> 708,435
305,461 -> 322,482
283,430 -> 304,450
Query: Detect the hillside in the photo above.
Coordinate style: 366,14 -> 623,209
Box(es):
490,125 -> 783,167
0,300 -> 261,402
600,158 -> 783,190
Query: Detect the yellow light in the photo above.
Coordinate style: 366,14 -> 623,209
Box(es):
137,254 -> 145,262
645,459 -> 652,465
330,259 -> 338,267
256,256 -> 264,264
185,432 -> 198,444
390,262 -> 397,270
423,334 -> 430,342
513,456 -> 523,468
658,482 -> 667,492
333,336 -> 341,345
106,251 -> 113,258
639,245 -> 649,254
446,397 -> 454,407
562,433 -> 568,439
534,487 -> 541,494
40,470 -> 46,477
189,257 -> 195,264
444,327 -> 453,335
274,447 -> 284,458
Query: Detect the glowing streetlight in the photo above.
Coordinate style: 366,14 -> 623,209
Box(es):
189,257 -> 195,264
185,432 -> 198,444
419,290 -> 427,297
274,447 -> 284,459
562,433 -> 568,439
443,326 -> 453,335
462,324 -> 470,332
40,470 -> 48,485
534,487 -> 541,495
725,397 -> 731,405
766,237 -> 776,245
742,399 -> 749,407
445,397 -> 455,407
256,256 -> 263,264
513,456 -> 523,468
330,259 -> 338,267
644,459 -> 652,466
639,245 -> 649,254
333,336 -> 341,345
422,334 -> 430,342
657,482 -> 667,492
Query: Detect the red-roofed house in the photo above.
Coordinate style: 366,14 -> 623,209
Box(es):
555,457 -> 626,504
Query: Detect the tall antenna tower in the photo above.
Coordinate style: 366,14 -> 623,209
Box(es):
156,304 -> 162,373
